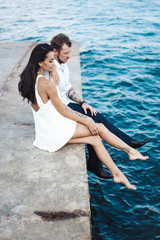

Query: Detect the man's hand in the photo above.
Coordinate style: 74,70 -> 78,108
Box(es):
66,87 -> 97,116
81,102 -> 97,116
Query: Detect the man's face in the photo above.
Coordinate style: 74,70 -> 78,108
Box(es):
55,44 -> 71,64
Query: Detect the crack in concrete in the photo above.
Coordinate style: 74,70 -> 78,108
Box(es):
0,42 -> 37,98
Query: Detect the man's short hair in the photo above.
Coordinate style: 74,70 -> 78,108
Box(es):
51,33 -> 72,51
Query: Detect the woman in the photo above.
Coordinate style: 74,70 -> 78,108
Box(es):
18,43 -> 148,190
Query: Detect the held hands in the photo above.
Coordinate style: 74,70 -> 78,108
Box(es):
81,102 -> 97,116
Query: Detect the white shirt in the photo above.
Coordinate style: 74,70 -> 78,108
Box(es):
44,59 -> 72,105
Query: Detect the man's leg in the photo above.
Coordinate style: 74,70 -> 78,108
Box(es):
92,113 -> 133,144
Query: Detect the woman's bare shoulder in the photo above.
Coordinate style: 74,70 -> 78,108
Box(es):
38,76 -> 56,90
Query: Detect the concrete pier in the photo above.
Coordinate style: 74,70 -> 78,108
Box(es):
0,42 -> 91,239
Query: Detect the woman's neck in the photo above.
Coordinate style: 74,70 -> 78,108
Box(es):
37,68 -> 44,75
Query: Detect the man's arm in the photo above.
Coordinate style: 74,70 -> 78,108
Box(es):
66,87 -> 97,116
66,87 -> 83,104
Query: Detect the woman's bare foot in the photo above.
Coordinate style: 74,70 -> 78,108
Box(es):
129,148 -> 149,161
113,172 -> 137,190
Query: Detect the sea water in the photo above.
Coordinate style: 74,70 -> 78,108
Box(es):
0,0 -> 160,239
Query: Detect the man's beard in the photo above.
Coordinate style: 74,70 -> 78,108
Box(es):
57,55 -> 65,64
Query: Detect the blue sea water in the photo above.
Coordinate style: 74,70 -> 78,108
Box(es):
0,0 -> 160,239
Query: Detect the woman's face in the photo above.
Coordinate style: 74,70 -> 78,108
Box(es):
39,51 -> 55,72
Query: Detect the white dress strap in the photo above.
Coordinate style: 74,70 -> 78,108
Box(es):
35,75 -> 45,107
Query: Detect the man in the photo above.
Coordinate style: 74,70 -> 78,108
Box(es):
45,33 -> 149,179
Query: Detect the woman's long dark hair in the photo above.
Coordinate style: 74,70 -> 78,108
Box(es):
18,43 -> 53,104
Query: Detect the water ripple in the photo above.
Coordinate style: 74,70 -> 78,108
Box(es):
1,0 -> 160,239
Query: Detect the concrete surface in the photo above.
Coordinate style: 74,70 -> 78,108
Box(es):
0,42 -> 91,240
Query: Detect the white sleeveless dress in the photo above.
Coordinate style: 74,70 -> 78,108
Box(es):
31,75 -> 77,152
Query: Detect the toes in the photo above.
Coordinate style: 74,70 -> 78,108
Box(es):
130,155 -> 149,161
127,184 -> 137,190
141,156 -> 149,161
114,177 -> 137,190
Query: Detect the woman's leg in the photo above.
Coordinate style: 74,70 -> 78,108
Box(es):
68,124 -> 136,190
95,123 -> 149,161
71,122 -> 92,138
68,125 -> 136,190
71,123 -> 148,161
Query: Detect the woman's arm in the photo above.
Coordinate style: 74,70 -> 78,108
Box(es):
44,80 -> 98,134
63,104 -> 88,120
50,67 -> 59,85
46,81 -> 89,123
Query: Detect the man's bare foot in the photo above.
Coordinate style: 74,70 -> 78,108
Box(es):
113,172 -> 137,190
129,149 -> 149,161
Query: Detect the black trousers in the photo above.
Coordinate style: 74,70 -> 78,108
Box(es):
68,103 -> 133,169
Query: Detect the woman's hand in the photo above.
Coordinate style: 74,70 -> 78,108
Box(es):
86,119 -> 99,135
50,67 -> 59,86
